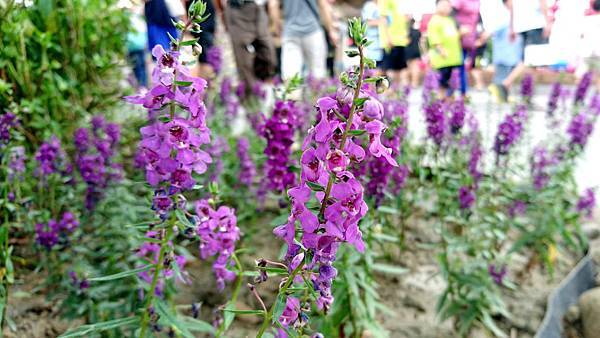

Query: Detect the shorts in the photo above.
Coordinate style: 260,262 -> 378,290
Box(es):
520,28 -> 547,60
437,66 -> 459,88
405,43 -> 421,61
383,46 -> 407,70
197,31 -> 215,63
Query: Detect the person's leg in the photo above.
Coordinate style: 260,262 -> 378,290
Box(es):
131,49 -> 147,87
226,5 -> 257,87
438,67 -> 452,99
252,3 -> 276,82
408,59 -> 420,88
303,29 -> 328,79
460,49 -> 468,95
281,36 -> 304,80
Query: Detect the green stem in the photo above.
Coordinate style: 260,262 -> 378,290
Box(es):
318,46 -> 365,218
138,224 -> 173,338
255,261 -> 304,338
215,253 -> 244,338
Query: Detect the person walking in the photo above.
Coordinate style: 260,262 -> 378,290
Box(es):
268,0 -> 337,81
144,0 -> 184,52
427,0 -> 463,97
379,0 -> 409,86
402,18 -> 423,88
500,0 -> 552,92
216,0 -> 276,90
362,0 -> 385,68
452,0 -> 481,94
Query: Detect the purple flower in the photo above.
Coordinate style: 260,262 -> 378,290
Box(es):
531,146 -> 558,190
567,112 -> 594,150
195,200 -> 240,290
278,296 -> 301,329
69,271 -> 89,290
488,264 -> 507,285
547,82 -> 561,116
74,117 -> 122,210
574,72 -> 593,104
468,144 -> 482,184
207,136 -> 228,182
35,212 -> 79,250
424,100 -> 447,146
35,136 -> 65,176
237,137 -> 256,186
576,188 -> 595,218
520,74 -> 534,102
206,46 -> 223,75
422,71 -> 440,104
449,68 -> 460,93
0,112 -> 18,145
261,100 -> 298,193
458,185 -> 475,209
508,200 -> 527,217
274,78 -> 397,312
494,105 -> 527,158
449,99 -> 466,135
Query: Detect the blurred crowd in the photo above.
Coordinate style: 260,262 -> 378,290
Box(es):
125,0 -> 600,101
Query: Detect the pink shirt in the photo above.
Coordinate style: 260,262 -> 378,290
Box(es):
452,0 -> 480,50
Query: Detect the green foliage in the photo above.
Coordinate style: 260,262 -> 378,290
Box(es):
0,0 -> 129,144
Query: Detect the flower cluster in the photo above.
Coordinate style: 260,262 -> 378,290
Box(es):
220,77 -> 240,120
449,99 -> 466,135
194,199 -> 240,290
261,100 -> 298,194
0,112 -> 18,145
207,136 -> 228,182
567,112 -> 594,150
574,72 -> 593,104
449,68 -> 460,93
494,105 -> 527,159
365,97 -> 410,204
35,136 -> 67,177
68,271 -> 90,290
237,137 -> 256,186
206,46 -> 223,75
424,100 -> 447,146
74,116 -> 122,210
547,82 -> 562,116
488,264 -> 507,285
576,188 -> 596,218
136,231 -> 188,296
520,73 -> 533,102
422,71 -> 440,105
127,45 -> 212,199
276,296 -> 305,337
530,146 -> 558,190
458,185 -> 475,209
274,82 -> 397,311
35,212 -> 79,249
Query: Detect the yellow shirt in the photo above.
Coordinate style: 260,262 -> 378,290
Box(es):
379,0 -> 408,48
427,14 -> 463,69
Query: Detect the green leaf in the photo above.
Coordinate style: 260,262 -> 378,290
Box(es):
180,40 -> 198,46
87,265 -> 151,282
345,50 -> 359,58
58,316 -> 139,337
481,312 -> 507,338
175,210 -> 194,228
155,299 -> 195,338
371,263 -> 408,275
181,316 -> 214,333
223,302 -> 235,330
223,309 -> 265,315
353,97 -> 368,107
377,206 -> 399,215
306,181 -> 325,192
272,294 -> 287,324
174,81 -> 193,87
348,129 -> 366,136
